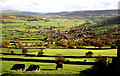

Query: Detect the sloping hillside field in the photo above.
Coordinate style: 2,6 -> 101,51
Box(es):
1,10 -> 120,75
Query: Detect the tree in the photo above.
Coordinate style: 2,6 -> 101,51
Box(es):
111,44 -> 116,49
34,42 -> 39,47
11,51 -> 14,54
37,49 -> 44,56
95,55 -> 106,63
22,48 -> 28,54
14,43 -> 17,48
39,42 -> 43,46
85,51 -> 93,57
68,45 -> 74,49
55,54 -> 65,70
94,42 -> 104,48
58,41 -> 68,48
18,42 -> 24,49
46,44 -> 50,48
68,39 -> 75,45
2,41 -> 10,48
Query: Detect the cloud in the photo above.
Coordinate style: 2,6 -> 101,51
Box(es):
0,0 -> 119,12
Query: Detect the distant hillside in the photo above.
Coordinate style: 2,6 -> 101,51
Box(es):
1,9 -> 119,16
1,10 -> 43,16
45,9 -> 119,16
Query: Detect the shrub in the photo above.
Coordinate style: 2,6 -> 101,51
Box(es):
34,42 -> 39,47
7,49 -> 10,53
94,42 -> 104,48
95,55 -> 106,63
55,54 -> 65,64
18,42 -> 24,49
22,48 -> 28,54
14,43 -> 17,48
68,45 -> 74,49
46,44 -> 50,48
85,51 -> 93,57
2,41 -> 10,48
11,51 -> 14,54
111,45 -> 116,49
76,45 -> 81,49
58,41 -> 68,48
37,51 -> 44,56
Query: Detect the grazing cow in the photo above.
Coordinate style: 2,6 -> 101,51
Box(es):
26,65 -> 40,71
10,64 -> 25,71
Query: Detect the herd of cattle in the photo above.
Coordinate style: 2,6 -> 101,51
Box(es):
10,64 -> 40,71
10,63 -> 63,71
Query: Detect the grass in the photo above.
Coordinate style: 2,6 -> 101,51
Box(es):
1,16 -> 118,75
3,19 -> 27,22
1,55 -> 113,63
1,47 -> 116,75
42,49 -> 117,56
2,48 -> 117,56
1,60 -> 93,75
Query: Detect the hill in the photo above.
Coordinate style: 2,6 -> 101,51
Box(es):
1,10 -> 43,16
1,9 -> 119,16
45,9 -> 118,16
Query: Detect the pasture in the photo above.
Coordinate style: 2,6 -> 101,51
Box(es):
1,14 -> 119,75
1,48 -> 117,75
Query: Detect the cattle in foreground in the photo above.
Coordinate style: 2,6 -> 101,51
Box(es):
10,64 -> 25,71
26,65 -> 40,71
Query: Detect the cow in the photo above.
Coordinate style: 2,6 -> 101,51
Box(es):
10,64 -> 25,71
26,65 -> 40,71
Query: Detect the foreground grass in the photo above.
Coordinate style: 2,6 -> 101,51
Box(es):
1,60 -> 93,75
1,48 -> 117,75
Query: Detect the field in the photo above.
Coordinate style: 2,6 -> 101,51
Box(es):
1,48 -> 117,75
1,13 -> 120,76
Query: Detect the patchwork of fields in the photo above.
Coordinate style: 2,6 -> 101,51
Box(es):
1,48 -> 117,75
1,13 -> 119,75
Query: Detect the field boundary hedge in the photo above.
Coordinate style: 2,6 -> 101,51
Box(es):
1,57 -> 107,65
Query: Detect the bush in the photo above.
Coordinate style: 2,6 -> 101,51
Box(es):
76,45 -> 80,49
85,51 -> 93,57
58,41 -> 68,48
22,48 -> 28,54
94,42 -> 104,48
14,43 -> 17,48
11,51 -> 14,54
95,55 -> 106,63
2,41 -> 10,48
18,42 -> 24,49
68,45 -> 74,49
46,44 -> 50,48
55,54 -> 65,64
37,51 -> 44,56
111,45 -> 116,49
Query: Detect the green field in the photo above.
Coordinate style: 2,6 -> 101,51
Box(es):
1,61 -> 94,75
1,14 -> 119,76
1,48 -> 117,75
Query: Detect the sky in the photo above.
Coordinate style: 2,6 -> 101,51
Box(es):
0,0 -> 119,13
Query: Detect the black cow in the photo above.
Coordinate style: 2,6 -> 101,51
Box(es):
10,64 -> 25,71
26,65 -> 40,71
